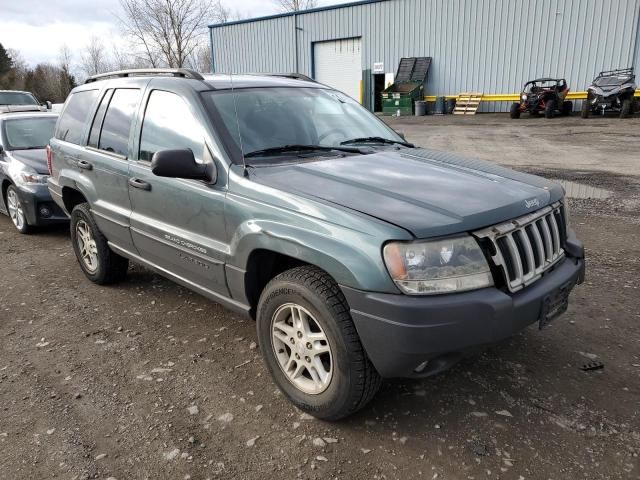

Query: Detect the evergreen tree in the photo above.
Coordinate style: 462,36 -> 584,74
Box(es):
0,43 -> 13,75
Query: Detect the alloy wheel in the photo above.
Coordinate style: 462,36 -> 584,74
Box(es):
6,189 -> 25,231
271,303 -> 333,395
75,219 -> 99,272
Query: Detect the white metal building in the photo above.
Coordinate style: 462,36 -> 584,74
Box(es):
209,0 -> 640,111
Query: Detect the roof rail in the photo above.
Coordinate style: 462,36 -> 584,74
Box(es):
263,73 -> 316,83
598,67 -> 634,77
85,68 -> 204,84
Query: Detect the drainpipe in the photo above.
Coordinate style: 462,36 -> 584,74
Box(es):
294,12 -> 299,73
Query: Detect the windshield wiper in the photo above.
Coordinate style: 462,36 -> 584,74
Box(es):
244,144 -> 362,158
340,136 -> 414,148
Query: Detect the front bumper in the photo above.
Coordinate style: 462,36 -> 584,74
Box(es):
342,252 -> 585,379
14,184 -> 68,226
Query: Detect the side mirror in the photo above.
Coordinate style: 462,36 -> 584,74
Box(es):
151,148 -> 215,183
0,144 -> 4,156
46,101 -> 52,110
396,131 -> 407,141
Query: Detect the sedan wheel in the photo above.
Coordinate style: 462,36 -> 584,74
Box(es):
6,186 -> 30,233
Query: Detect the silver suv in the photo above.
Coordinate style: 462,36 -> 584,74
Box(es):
48,69 -> 585,420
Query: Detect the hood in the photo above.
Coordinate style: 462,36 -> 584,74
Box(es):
8,149 -> 49,174
252,148 -> 564,238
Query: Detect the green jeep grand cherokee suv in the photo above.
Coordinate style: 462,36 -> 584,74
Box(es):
48,69 -> 585,420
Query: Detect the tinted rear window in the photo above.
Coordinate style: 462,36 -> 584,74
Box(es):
98,89 -> 140,157
55,90 -> 99,145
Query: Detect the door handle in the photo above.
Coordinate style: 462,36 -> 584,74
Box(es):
128,177 -> 152,191
76,160 -> 93,171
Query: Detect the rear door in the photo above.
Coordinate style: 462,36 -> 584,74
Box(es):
81,85 -> 144,251
127,88 -> 229,296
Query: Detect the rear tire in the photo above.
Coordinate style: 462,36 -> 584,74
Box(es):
70,203 -> 129,285
562,101 -> 573,116
621,97 -> 632,118
581,98 -> 591,118
509,102 -> 521,119
545,99 -> 557,119
257,265 -> 382,421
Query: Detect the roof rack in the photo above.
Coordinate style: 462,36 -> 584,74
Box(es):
598,67 -> 634,77
263,73 -> 316,82
85,68 -> 204,84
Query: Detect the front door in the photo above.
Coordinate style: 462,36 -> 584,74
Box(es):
128,89 -> 229,296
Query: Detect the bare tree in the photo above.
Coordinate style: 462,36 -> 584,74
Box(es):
117,0 -> 228,69
212,1 -> 231,23
80,37 -> 110,77
187,44 -> 212,73
58,45 -> 73,73
273,0 -> 317,11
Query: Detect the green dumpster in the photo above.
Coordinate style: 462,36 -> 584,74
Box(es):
382,57 -> 432,116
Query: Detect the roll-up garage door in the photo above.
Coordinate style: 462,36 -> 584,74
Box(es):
313,38 -> 362,102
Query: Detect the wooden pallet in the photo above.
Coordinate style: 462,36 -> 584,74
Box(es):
453,92 -> 483,115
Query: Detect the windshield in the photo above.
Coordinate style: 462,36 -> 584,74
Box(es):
594,75 -> 632,87
204,87 -> 405,163
2,117 -> 57,150
525,80 -> 561,92
0,92 -> 38,106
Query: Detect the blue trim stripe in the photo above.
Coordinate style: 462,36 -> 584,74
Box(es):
208,0 -> 390,29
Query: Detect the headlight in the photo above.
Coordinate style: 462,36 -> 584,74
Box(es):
383,236 -> 494,295
18,171 -> 49,185
521,94 -> 528,101
9,164 -> 49,186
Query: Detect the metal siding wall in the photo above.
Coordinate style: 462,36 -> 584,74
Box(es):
210,0 -> 640,112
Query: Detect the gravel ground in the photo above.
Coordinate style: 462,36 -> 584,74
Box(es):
1,114 -> 639,480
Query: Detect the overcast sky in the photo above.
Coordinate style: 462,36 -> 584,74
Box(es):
0,0 -> 349,67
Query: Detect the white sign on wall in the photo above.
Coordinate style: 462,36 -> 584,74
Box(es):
373,62 -> 384,73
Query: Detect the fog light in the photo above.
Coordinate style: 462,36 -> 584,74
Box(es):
414,360 -> 429,373
39,205 -> 52,218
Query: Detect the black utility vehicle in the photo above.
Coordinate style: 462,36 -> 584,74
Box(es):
511,78 -> 572,119
582,68 -> 638,118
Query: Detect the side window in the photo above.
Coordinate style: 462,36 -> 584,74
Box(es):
54,89 -> 99,145
98,89 -> 141,157
139,90 -> 203,162
88,89 -> 113,148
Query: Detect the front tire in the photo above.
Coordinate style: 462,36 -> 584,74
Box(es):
5,185 -> 31,234
562,100 -> 573,116
545,99 -> 557,119
257,266 -> 381,421
70,203 -> 128,284
509,102 -> 521,119
621,97 -> 632,118
581,98 -> 591,118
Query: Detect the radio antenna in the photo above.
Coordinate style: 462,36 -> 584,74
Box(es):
230,72 -> 248,177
